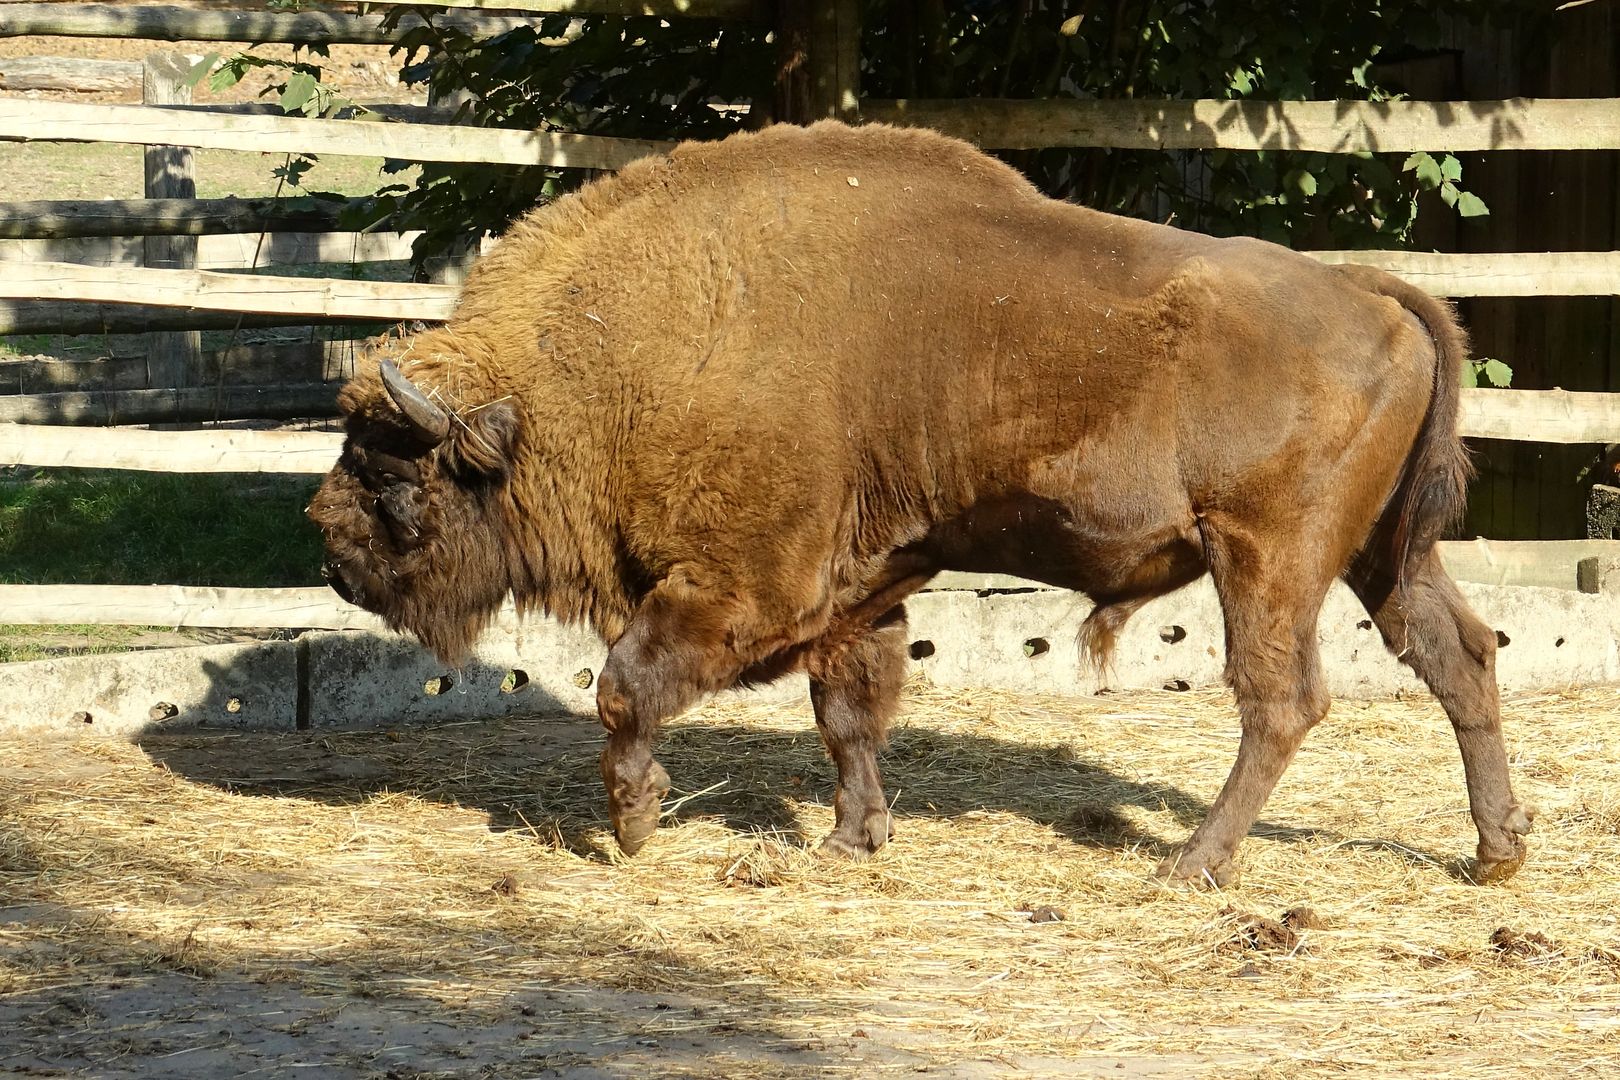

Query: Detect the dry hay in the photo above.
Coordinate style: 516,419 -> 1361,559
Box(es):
3,681 -> 1620,1077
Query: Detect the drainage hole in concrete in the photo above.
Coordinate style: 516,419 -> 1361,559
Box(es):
1356,619 -> 1373,631
501,669 -> 531,694
572,668 -> 594,689
1023,637 -> 1050,657
1555,636 -> 1566,648
1163,679 -> 1191,692
148,702 -> 179,722
1158,625 -> 1187,644
72,711 -> 93,725
1495,630 -> 1511,648
424,674 -> 455,696
909,640 -> 936,660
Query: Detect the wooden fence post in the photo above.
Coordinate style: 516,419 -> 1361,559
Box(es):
142,51 -> 202,391
774,0 -> 860,124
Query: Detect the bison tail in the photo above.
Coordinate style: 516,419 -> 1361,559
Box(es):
1345,266 -> 1475,586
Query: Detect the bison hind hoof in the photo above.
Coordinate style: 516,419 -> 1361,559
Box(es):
1153,850 -> 1237,890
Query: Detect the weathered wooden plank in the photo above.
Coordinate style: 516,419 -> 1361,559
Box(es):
142,51 -> 201,390
1458,388 -> 1620,444
0,423 -> 342,473
0,56 -> 141,92
1307,250 -> 1620,297
0,98 -> 675,169
0,261 -> 457,320
0,339 -> 363,393
4,537 -> 1617,631
0,584 -> 380,630
0,301 -> 363,335
932,540 -> 1620,593
0,231 -> 429,269
0,197 -> 366,239
0,384 -> 340,425
0,383 -> 340,425
861,97 -> 1620,153
376,0 -> 763,19
0,3 -> 551,45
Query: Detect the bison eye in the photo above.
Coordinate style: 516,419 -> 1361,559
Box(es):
379,481 -> 426,540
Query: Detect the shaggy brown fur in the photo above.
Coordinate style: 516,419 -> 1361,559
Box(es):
309,120 -> 1532,885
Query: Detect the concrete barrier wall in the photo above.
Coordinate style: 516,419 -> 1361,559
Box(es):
2,579 -> 1617,738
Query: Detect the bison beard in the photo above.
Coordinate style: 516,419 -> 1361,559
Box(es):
309,120 -> 1533,888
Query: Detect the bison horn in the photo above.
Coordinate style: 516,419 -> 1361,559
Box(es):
379,358 -> 450,447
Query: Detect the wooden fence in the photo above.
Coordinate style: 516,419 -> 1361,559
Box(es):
3,0 -> 1619,632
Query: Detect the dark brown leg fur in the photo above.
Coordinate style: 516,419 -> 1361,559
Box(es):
1157,520 -> 1334,887
806,605 -> 908,860
1347,546 -> 1533,883
596,583 -> 744,854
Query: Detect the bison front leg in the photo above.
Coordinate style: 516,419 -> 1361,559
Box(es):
806,606 -> 907,860
595,584 -> 741,855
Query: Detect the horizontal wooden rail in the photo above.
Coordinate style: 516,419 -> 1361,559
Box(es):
0,301 -> 372,336
0,383 -> 340,426
1458,388 -> 1620,444
0,261 -> 457,320
0,231 -> 430,270
0,56 -> 141,92
0,99 -> 675,169
861,97 -> 1620,153
0,197 -> 367,239
0,584 -> 382,630
6,537 -> 1618,628
0,424 -> 342,473
0,4 -> 549,45
1,339 -> 362,393
1308,250 -> 1620,297
3,383 -> 1619,474
375,0 -> 763,18
933,539 -> 1620,595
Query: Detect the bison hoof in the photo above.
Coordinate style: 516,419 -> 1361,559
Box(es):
1153,849 -> 1237,890
609,761 -> 671,856
1465,804 -> 1533,885
817,809 -> 893,862
1466,837 -> 1529,886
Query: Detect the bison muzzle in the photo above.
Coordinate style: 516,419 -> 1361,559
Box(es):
308,120 -> 1532,887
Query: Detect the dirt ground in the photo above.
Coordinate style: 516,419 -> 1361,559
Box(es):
4,682 -> 1620,1078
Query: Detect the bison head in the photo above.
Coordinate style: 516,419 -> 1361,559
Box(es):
308,343 -> 520,662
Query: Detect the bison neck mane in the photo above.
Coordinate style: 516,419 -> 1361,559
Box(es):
375,325 -> 644,651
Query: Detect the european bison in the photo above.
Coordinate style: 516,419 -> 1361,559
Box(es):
309,120 -> 1532,885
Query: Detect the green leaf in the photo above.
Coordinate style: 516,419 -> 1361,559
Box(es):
185,52 -> 220,88
1456,191 -> 1490,217
208,56 -> 250,93
1460,362 -> 1479,388
280,71 -> 318,115
1403,151 -> 1442,188
1440,154 -> 1462,182
1439,181 -> 1460,208
1481,358 -> 1513,387
1286,168 -> 1318,197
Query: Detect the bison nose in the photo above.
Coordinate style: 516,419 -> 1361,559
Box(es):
322,560 -> 357,605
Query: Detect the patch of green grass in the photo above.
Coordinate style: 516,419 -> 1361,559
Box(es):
0,470 -> 322,587
0,624 -> 153,664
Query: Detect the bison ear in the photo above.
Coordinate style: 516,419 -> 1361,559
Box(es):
444,398 -> 519,481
